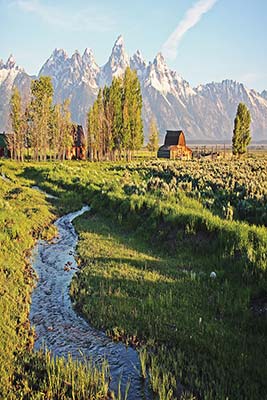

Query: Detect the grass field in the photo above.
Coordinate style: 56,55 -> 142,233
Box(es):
1,157 -> 267,399
0,161 -> 115,400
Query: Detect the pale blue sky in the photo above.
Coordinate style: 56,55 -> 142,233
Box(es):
0,0 -> 266,91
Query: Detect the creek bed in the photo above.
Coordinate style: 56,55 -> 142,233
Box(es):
30,206 -> 152,399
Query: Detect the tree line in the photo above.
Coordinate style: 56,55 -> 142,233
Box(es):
87,67 -> 143,161
8,70 -> 251,161
9,76 -> 74,161
8,68 -> 147,162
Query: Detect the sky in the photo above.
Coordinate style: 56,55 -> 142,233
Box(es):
0,0 -> 267,92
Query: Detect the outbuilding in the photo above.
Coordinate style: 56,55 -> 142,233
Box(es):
66,125 -> 86,160
0,133 -> 8,157
157,130 -> 192,159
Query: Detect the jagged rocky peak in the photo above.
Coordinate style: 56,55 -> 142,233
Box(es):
261,90 -> 267,100
144,52 -> 173,94
109,34 -> 129,68
39,48 -> 69,77
131,49 -> 146,65
52,48 -> 68,60
99,35 -> 130,86
221,79 -> 245,91
82,48 -> 94,63
153,52 -> 168,70
147,52 -> 170,79
3,54 -> 21,70
113,34 -> 124,48
82,48 -> 100,73
130,50 -> 147,77
6,54 -> 16,69
196,79 -> 248,98
44,48 -> 69,66
71,50 -> 82,64
0,55 -> 24,86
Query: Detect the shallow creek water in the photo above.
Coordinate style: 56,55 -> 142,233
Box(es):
30,207 -> 153,399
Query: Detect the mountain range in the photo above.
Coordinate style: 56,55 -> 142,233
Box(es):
1,35 -> 267,143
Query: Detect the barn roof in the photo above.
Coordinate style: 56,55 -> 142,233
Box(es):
164,130 -> 184,146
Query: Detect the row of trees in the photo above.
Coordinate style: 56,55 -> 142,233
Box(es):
87,67 -> 144,161
9,70 -> 158,162
9,77 -> 74,161
9,73 -> 251,161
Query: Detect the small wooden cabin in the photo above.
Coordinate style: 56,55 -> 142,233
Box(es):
0,133 -> 8,157
66,125 -> 86,160
157,130 -> 192,159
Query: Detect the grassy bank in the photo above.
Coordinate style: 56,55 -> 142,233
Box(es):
70,211 -> 267,399
10,159 -> 267,399
0,161 -> 113,399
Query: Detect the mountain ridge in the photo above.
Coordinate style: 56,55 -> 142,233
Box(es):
1,36 -> 267,142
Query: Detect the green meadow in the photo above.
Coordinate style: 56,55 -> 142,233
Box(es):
0,161 -> 114,400
0,158 -> 267,399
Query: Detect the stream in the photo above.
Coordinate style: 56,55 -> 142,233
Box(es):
30,206 -> 153,400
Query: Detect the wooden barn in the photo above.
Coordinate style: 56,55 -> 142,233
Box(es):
157,130 -> 192,159
0,133 -> 8,157
66,125 -> 86,160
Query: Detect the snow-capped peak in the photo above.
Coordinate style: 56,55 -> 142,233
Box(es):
195,79 -> 248,98
114,34 -> 124,47
109,35 -> 129,65
82,48 -> 99,71
0,54 -> 24,87
39,48 -> 70,83
83,48 -> 94,62
52,48 -> 68,60
5,55 -> 18,70
130,50 -> 147,78
144,52 -> 195,100
131,49 -> 146,64
99,35 -> 129,86
153,53 -> 168,70
71,50 -> 82,62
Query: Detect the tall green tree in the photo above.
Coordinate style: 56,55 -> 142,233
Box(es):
232,103 -> 251,156
102,85 -> 113,159
147,118 -> 159,152
60,99 -> 73,160
122,67 -> 143,159
87,68 -> 143,162
109,77 -> 123,157
9,87 -> 23,160
29,76 -> 53,161
50,104 -> 62,161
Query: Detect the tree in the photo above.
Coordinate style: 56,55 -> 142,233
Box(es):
60,99 -> 73,160
147,118 -> 159,152
232,103 -> 251,156
9,87 -> 24,160
87,68 -> 143,162
29,76 -> 53,161
122,67 -> 143,159
110,77 -> 123,158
